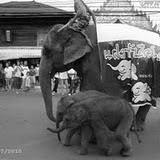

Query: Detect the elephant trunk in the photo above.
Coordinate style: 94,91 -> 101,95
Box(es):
47,124 -> 65,133
39,56 -> 56,122
107,63 -> 118,71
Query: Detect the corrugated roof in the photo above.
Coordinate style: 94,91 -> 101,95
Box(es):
0,47 -> 42,60
0,1 -> 72,15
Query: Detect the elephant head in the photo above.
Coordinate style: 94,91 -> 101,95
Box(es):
48,105 -> 89,133
56,91 -> 106,126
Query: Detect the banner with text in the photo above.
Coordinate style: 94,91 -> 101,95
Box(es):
97,23 -> 160,107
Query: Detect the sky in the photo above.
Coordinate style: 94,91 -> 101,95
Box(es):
0,0 -> 160,28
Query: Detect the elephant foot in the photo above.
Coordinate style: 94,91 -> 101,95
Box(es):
63,142 -> 71,147
103,147 -> 112,156
120,148 -> 132,157
63,140 -> 71,147
78,148 -> 88,155
130,120 -> 145,132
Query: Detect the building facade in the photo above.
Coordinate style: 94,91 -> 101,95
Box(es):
94,0 -> 159,32
0,1 -> 73,65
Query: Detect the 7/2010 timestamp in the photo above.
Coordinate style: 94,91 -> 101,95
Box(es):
0,148 -> 22,155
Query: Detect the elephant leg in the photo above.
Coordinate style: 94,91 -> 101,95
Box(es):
91,117 -> 113,156
64,128 -> 78,146
78,125 -> 92,155
115,116 -> 133,157
136,105 -> 151,131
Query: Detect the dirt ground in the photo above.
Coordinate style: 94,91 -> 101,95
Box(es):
0,89 -> 160,160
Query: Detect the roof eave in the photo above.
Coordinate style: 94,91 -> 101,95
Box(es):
0,12 -> 74,18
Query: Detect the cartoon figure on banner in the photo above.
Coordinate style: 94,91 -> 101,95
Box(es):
132,82 -> 151,103
107,60 -> 138,81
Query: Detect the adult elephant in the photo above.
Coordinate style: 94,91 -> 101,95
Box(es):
39,23 -> 109,122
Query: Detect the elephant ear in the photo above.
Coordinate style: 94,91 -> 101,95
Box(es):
63,30 -> 91,65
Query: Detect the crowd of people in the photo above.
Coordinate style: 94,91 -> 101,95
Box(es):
0,60 -> 39,93
0,60 -> 80,95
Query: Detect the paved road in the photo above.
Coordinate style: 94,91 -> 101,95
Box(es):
0,89 -> 160,160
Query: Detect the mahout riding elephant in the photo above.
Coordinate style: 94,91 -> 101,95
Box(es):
39,0 -> 150,131
49,91 -> 137,156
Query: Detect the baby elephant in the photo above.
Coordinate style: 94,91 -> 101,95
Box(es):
54,90 -> 106,143
49,91 -> 135,156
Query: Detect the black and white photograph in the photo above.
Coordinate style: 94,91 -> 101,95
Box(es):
0,0 -> 160,159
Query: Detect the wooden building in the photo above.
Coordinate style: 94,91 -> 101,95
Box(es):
0,1 -> 73,65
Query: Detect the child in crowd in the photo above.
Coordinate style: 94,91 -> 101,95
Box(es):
24,71 -> 31,91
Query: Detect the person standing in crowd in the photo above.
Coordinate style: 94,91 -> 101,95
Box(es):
11,63 -> 16,91
4,62 -> 14,91
24,71 -> 31,91
20,61 -> 23,67
20,61 -> 24,88
35,64 -> 39,85
52,72 -> 60,95
59,71 -> 68,95
21,61 -> 29,90
67,68 -> 79,95
0,63 -> 6,91
29,65 -> 36,88
14,61 -> 22,94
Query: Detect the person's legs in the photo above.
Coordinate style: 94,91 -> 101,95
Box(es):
21,78 -> 26,90
69,80 -> 74,95
24,77 -> 31,92
30,76 -> 35,88
53,78 -> 59,93
5,78 -> 9,90
61,79 -> 65,95
11,77 -> 16,91
136,105 -> 151,131
8,78 -> 12,90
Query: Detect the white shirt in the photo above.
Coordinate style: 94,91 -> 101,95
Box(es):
22,66 -> 29,78
54,73 -> 60,79
35,66 -> 39,77
59,72 -> 68,79
14,66 -> 22,78
68,69 -> 77,80
67,68 -> 76,74
4,66 -> 14,79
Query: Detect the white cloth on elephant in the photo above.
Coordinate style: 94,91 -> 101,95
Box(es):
54,73 -> 60,79
68,69 -> 77,80
59,72 -> 68,80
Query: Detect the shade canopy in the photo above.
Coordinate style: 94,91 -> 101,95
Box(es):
97,23 -> 160,46
0,47 -> 42,60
